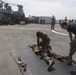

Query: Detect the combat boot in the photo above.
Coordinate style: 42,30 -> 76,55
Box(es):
63,56 -> 69,61
67,53 -> 72,65
67,61 -> 72,65
47,60 -> 55,71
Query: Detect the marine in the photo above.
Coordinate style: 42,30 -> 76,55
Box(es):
36,31 -> 55,71
60,21 -> 76,65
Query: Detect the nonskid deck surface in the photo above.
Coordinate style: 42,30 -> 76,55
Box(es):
11,47 -> 76,75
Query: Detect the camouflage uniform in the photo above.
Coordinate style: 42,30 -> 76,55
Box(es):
51,16 -> 55,30
36,31 -> 55,71
67,37 -> 76,65
41,48 -> 51,59
69,37 -> 76,58
36,32 -> 51,47
66,23 -> 76,65
40,48 -> 55,71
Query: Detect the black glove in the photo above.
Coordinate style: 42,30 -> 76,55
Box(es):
69,43 -> 72,46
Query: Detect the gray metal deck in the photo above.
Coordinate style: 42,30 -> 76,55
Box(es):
11,47 -> 76,75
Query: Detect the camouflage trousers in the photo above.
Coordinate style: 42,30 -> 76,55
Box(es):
51,24 -> 55,30
41,48 -> 52,64
51,21 -> 55,30
70,38 -> 76,56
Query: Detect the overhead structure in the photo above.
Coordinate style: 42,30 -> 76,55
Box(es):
0,0 -> 27,25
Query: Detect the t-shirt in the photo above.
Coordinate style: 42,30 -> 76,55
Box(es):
67,23 -> 76,35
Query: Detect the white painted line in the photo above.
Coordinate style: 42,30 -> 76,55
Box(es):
52,30 -> 68,36
0,26 -> 69,37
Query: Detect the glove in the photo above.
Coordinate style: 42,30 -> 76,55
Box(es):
69,43 -> 72,47
69,43 -> 71,45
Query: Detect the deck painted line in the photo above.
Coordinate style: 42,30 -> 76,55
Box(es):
52,30 -> 68,36
0,26 -> 69,36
